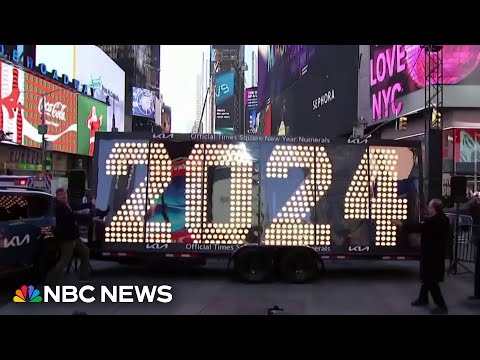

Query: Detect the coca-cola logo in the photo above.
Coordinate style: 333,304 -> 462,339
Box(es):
38,100 -> 67,121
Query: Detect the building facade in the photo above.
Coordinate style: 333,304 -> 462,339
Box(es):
361,45 -> 480,195
0,54 -> 109,188
209,45 -> 246,135
193,74 -> 203,133
97,45 -> 161,132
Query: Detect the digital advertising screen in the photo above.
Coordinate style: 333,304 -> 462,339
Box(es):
161,105 -> 172,133
214,71 -> 235,135
77,95 -> 108,156
0,60 -> 78,154
257,103 -> 272,136
370,45 -> 480,122
93,134 -> 421,256
132,87 -> 156,119
244,87 -> 258,134
258,45 -> 359,139
36,45 -> 126,132
258,45 -> 324,111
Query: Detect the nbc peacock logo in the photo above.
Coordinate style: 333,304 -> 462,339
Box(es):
13,285 -> 42,303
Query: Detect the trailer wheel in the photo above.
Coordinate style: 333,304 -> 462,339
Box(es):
233,248 -> 274,283
280,248 -> 318,283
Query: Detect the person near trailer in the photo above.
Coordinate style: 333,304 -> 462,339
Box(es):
394,198 -> 450,314
46,188 -> 94,284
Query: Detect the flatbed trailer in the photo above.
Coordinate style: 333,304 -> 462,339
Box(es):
89,132 -> 423,283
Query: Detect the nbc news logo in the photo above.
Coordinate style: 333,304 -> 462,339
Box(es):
13,284 -> 173,303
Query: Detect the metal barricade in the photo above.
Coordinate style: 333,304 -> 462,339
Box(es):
446,212 -> 477,274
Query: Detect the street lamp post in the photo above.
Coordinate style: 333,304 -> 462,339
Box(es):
40,95 -> 46,173
35,89 -> 64,173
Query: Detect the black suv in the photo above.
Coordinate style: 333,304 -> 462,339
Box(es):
0,187 -> 57,280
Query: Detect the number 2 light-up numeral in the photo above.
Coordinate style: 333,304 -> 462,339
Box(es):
264,145 -> 332,246
105,142 -> 172,243
344,147 -> 407,246
185,143 -> 253,244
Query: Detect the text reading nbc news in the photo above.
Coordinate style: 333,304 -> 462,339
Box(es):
41,285 -> 173,303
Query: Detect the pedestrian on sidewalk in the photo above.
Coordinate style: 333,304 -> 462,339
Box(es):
394,198 -> 450,314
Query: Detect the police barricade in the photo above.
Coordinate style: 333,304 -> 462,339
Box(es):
445,213 -> 477,266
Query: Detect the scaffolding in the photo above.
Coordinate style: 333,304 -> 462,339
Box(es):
422,45 -> 444,201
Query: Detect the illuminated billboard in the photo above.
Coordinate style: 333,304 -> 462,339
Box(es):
258,45 -> 323,111
370,45 -> 480,122
77,95 -> 108,156
258,45 -> 359,138
244,87 -> 258,134
0,60 -> 78,154
161,105 -> 172,133
132,87 -> 156,119
36,45 -> 126,132
214,71 -> 235,135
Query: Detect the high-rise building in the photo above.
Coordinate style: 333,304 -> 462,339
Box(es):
193,74 -> 203,133
97,45 -> 161,132
209,45 -> 246,135
244,45 -> 258,88
192,51 -> 211,133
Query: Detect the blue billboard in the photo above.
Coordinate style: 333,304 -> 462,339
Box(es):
215,71 -> 235,135
132,87 -> 156,119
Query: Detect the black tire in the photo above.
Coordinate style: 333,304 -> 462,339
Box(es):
279,248 -> 318,283
233,248 -> 274,283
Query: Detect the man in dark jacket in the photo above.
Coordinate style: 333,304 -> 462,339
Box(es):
46,188 -> 93,283
395,198 -> 450,314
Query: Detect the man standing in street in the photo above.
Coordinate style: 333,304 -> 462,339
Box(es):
46,188 -> 93,284
395,198 -> 450,314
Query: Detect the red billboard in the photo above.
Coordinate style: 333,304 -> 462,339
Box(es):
0,60 -> 78,154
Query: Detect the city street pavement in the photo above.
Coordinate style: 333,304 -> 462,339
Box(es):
0,259 -> 479,315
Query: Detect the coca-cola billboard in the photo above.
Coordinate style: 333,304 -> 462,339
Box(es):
38,100 -> 68,122
0,60 -> 78,153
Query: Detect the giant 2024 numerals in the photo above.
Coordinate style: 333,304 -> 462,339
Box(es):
104,142 -> 408,247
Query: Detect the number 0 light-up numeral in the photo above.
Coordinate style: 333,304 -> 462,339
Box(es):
344,148 -> 407,246
264,145 -> 332,246
105,142 -> 172,243
185,143 -> 253,244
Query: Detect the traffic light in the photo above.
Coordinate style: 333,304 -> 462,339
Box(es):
396,117 -> 408,131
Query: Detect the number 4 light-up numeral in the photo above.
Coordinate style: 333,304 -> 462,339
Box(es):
344,147 -> 407,247
264,145 -> 332,246
185,143 -> 254,244
105,142 -> 172,243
